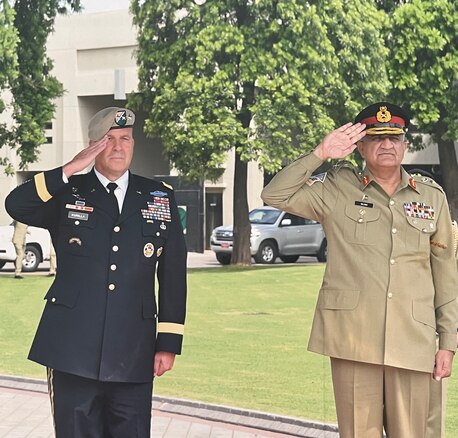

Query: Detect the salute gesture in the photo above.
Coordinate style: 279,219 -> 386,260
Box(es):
63,135 -> 109,178
314,122 -> 366,161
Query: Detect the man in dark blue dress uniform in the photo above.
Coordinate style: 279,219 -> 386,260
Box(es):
5,107 -> 187,437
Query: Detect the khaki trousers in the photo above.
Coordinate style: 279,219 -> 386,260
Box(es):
426,377 -> 447,438
331,358 -> 430,438
14,242 -> 25,275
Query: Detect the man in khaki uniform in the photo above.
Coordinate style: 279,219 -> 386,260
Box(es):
12,220 -> 28,279
261,102 -> 458,438
426,220 -> 458,438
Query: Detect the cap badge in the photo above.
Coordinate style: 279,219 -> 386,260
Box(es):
115,110 -> 127,127
376,106 -> 392,123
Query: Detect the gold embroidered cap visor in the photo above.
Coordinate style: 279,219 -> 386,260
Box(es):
354,101 -> 410,136
88,107 -> 135,141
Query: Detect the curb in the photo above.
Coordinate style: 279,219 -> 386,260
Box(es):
0,374 -> 339,437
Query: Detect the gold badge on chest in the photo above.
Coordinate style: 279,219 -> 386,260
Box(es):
143,242 -> 155,258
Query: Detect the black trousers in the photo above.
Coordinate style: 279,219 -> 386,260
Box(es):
47,369 -> 153,438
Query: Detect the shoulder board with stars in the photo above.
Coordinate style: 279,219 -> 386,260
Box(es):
410,174 -> 444,192
332,160 -> 359,173
161,181 -> 174,190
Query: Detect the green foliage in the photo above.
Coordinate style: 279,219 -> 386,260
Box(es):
386,0 -> 458,145
0,1 -> 19,168
10,0 -> 81,169
131,0 -> 389,179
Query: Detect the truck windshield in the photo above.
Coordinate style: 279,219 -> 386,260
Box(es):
249,209 -> 281,224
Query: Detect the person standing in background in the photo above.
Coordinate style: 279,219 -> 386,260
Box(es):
48,240 -> 56,276
12,220 -> 28,279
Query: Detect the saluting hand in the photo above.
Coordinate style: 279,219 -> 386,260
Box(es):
313,122 -> 366,161
154,351 -> 176,377
63,136 -> 109,178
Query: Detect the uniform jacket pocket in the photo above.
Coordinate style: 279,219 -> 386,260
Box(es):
344,205 -> 381,245
319,289 -> 360,310
412,301 -> 436,329
44,281 -> 80,309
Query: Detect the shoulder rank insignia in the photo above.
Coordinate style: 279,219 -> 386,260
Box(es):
306,172 -> 327,186
161,181 -> 174,190
333,160 -> 357,171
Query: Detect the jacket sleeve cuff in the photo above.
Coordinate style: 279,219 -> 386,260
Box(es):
439,332 -> 458,352
156,332 -> 184,355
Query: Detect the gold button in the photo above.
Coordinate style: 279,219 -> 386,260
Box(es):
112,245 -> 119,252
422,228 -> 428,233
357,218 -> 364,223
75,220 -> 80,225
110,264 -> 117,271
114,226 -> 120,232
51,297 -> 56,303
392,228 -> 397,234
108,284 -> 116,291
389,200 -> 395,206
390,259 -> 395,265
156,232 -> 160,236
388,293 -> 393,299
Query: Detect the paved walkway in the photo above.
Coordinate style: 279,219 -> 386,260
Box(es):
0,376 -> 338,438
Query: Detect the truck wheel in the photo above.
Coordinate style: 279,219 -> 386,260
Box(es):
280,255 -> 299,263
215,253 -> 231,265
22,245 -> 41,272
254,241 -> 278,264
317,239 -> 327,262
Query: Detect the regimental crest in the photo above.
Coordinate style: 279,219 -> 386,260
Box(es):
115,110 -> 127,127
376,106 -> 392,123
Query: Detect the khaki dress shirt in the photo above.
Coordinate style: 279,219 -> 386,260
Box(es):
262,153 -> 458,373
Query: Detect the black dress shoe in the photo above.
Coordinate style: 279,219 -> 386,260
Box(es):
47,273 -> 55,277
14,275 -> 24,279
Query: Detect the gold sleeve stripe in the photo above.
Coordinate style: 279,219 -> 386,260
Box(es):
158,322 -> 184,335
34,173 -> 52,202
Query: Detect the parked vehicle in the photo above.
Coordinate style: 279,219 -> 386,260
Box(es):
210,207 -> 327,265
0,224 -> 51,272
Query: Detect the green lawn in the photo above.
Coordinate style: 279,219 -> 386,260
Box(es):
1,266 -> 457,436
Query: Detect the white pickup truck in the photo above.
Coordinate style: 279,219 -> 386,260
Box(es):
0,224 -> 51,272
210,206 -> 327,265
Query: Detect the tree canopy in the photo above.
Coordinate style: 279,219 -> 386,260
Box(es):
385,0 -> 458,217
131,0 -> 390,264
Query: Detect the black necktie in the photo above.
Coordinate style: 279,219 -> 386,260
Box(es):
106,182 -> 119,218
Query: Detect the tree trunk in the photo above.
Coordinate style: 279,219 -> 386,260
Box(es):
437,138 -> 458,220
231,151 -> 252,265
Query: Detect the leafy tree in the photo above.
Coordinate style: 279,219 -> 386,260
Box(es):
131,0 -> 389,264
0,0 -> 19,174
384,0 -> 458,218
9,0 -> 81,170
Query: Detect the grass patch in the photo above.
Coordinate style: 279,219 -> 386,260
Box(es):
1,266 -> 457,436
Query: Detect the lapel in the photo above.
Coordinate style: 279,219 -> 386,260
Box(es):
118,173 -> 148,223
73,169 -> 117,219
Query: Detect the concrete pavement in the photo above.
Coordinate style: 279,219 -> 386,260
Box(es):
0,376 -> 338,438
